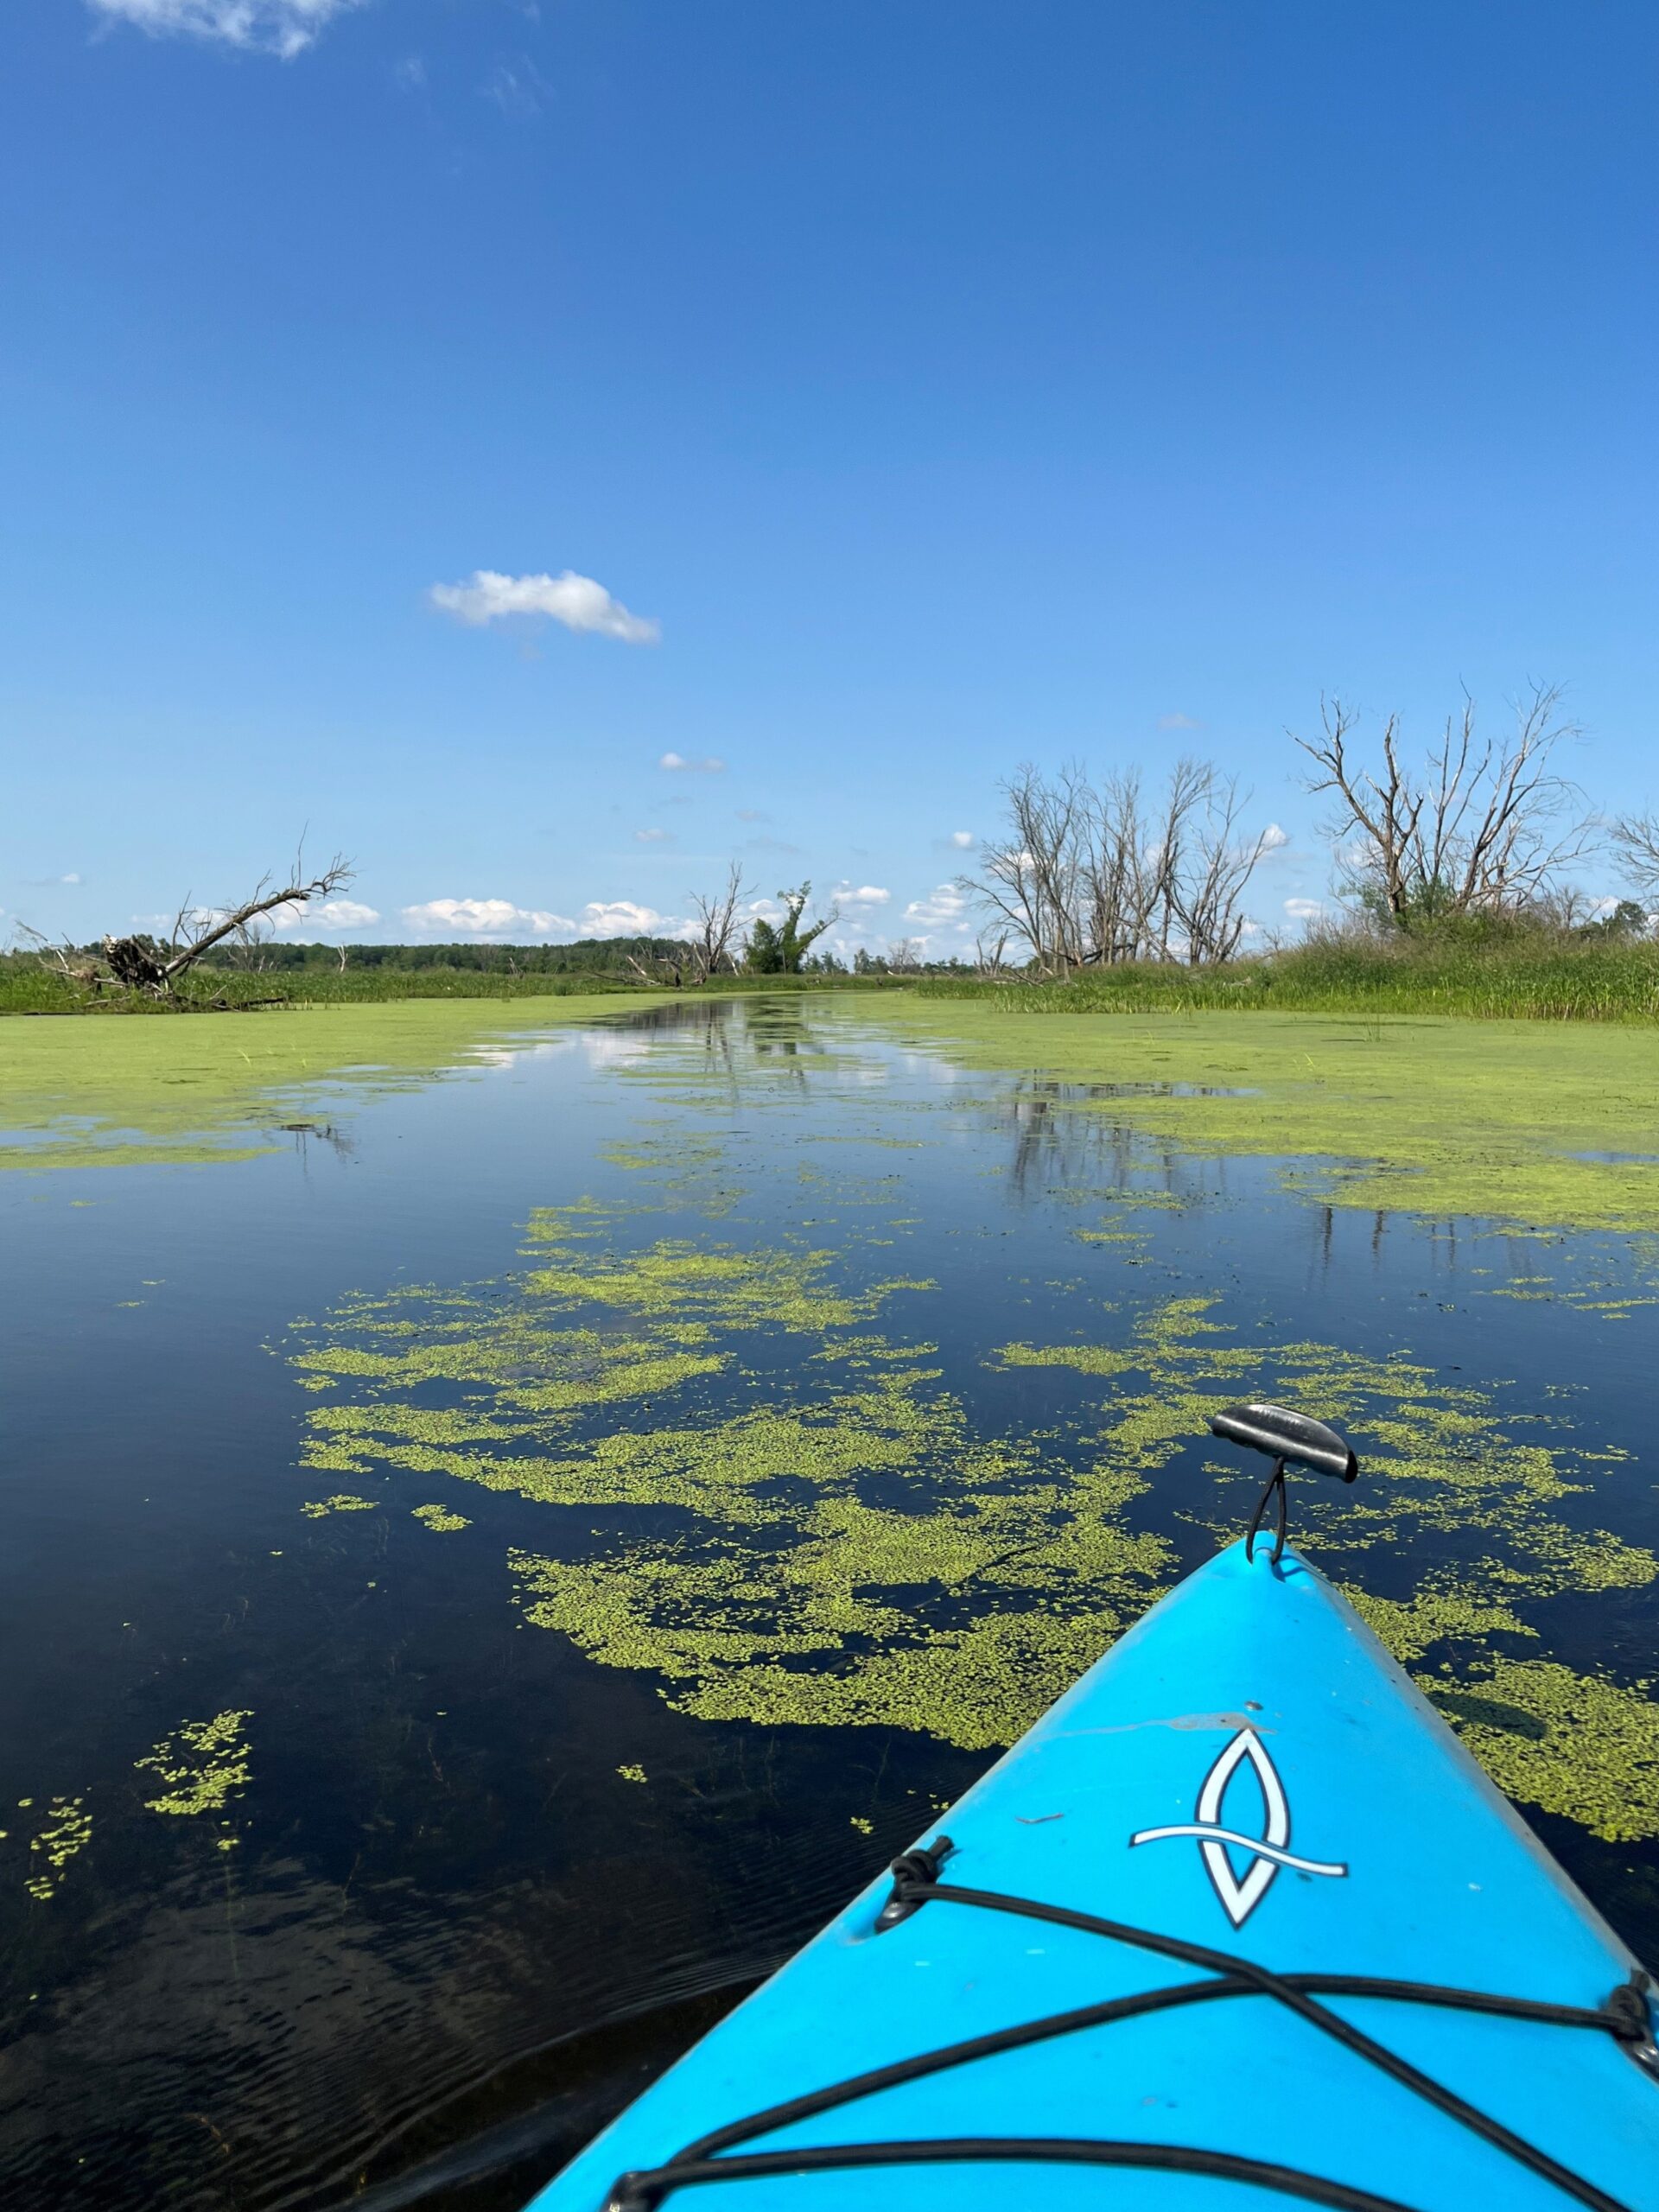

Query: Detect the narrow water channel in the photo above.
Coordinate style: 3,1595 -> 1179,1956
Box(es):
3,995 -> 1656,2210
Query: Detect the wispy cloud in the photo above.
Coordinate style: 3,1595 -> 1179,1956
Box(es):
429,569 -> 659,644
86,0 -> 361,58
392,54 -> 425,89
1283,897 -> 1325,922
633,828 -> 672,844
23,870 -> 82,887
833,882 -> 891,910
480,54 -> 550,119
948,830 -> 974,849
735,807 -> 769,823
402,898 -> 574,938
1158,712 -> 1204,732
1258,823 -> 1290,854
659,751 -> 725,773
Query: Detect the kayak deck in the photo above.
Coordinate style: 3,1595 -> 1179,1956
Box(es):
530,1541 -> 1659,2210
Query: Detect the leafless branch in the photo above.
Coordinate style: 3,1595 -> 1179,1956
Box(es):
1294,684 -> 1592,924
686,862 -> 746,982
963,758 -> 1270,969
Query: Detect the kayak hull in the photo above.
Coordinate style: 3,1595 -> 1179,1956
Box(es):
530,1541 -> 1659,2210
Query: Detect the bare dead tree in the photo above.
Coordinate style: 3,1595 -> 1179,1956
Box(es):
136,852 -> 353,993
218,914 -> 276,973
686,862 -> 746,982
965,759 -> 1272,969
964,763 -> 1090,976
625,945 -> 685,988
887,937 -> 922,973
1294,685 -> 1592,925
1170,773 -> 1274,963
973,928 -> 1012,979
22,849 -> 354,1000
1610,810 -> 1659,906
15,925 -> 106,993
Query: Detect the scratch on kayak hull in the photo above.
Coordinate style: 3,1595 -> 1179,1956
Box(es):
1048,1711 -> 1262,1740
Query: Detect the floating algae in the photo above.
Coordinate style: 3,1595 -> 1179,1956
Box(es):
412,1503 -> 471,1532
857,1002 -> 1659,1235
291,1179 -> 1659,1834
24,1797 -> 92,1903
992,1299 -> 1659,1836
300,1494 -> 377,1518
136,1710 -> 253,1833
0,995 -> 654,1173
1423,1662 -> 1659,1842
293,1206 -> 1170,1752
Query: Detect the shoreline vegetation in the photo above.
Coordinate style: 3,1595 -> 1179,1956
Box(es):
7,927 -> 1659,1023
14,690 -> 1659,1023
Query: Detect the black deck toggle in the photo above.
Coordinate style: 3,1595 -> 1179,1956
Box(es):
1210,1403 -> 1358,1565
874,1834 -> 956,1932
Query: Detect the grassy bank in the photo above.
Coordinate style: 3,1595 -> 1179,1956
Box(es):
918,935 -> 1659,1021
0,962 -> 916,1016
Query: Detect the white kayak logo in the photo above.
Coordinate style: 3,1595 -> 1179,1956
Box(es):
1128,1726 -> 1348,1927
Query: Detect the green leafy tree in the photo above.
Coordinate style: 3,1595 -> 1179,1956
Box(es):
745,883 -> 838,974
745,917 -> 783,973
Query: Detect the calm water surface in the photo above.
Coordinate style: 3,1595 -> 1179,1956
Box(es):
3,996 -> 1656,2210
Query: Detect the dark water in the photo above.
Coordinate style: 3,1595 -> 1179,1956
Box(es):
3,995 -> 1656,2211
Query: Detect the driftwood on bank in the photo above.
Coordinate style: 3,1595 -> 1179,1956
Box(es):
22,853 -> 354,1004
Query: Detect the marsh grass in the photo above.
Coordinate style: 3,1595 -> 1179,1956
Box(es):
919,934 -> 1659,1023
0,960 -> 641,1015
0,959 -> 915,1017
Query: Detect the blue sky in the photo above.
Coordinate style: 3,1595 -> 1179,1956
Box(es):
3,0 -> 1655,954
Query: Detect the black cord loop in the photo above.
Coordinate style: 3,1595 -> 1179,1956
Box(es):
606,2138 -> 1426,2212
604,1849 -> 1653,2212
1245,1455 -> 1289,1564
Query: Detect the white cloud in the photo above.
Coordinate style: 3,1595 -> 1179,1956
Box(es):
659,751 -> 725,773
578,900 -> 665,938
86,0 -> 359,57
633,828 -> 672,844
948,830 -> 974,849
833,882 -> 891,910
274,898 -> 381,931
401,898 -> 574,939
1258,823 -> 1290,854
1283,897 -> 1325,921
429,569 -> 658,644
1158,712 -> 1204,732
906,883 -> 969,928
